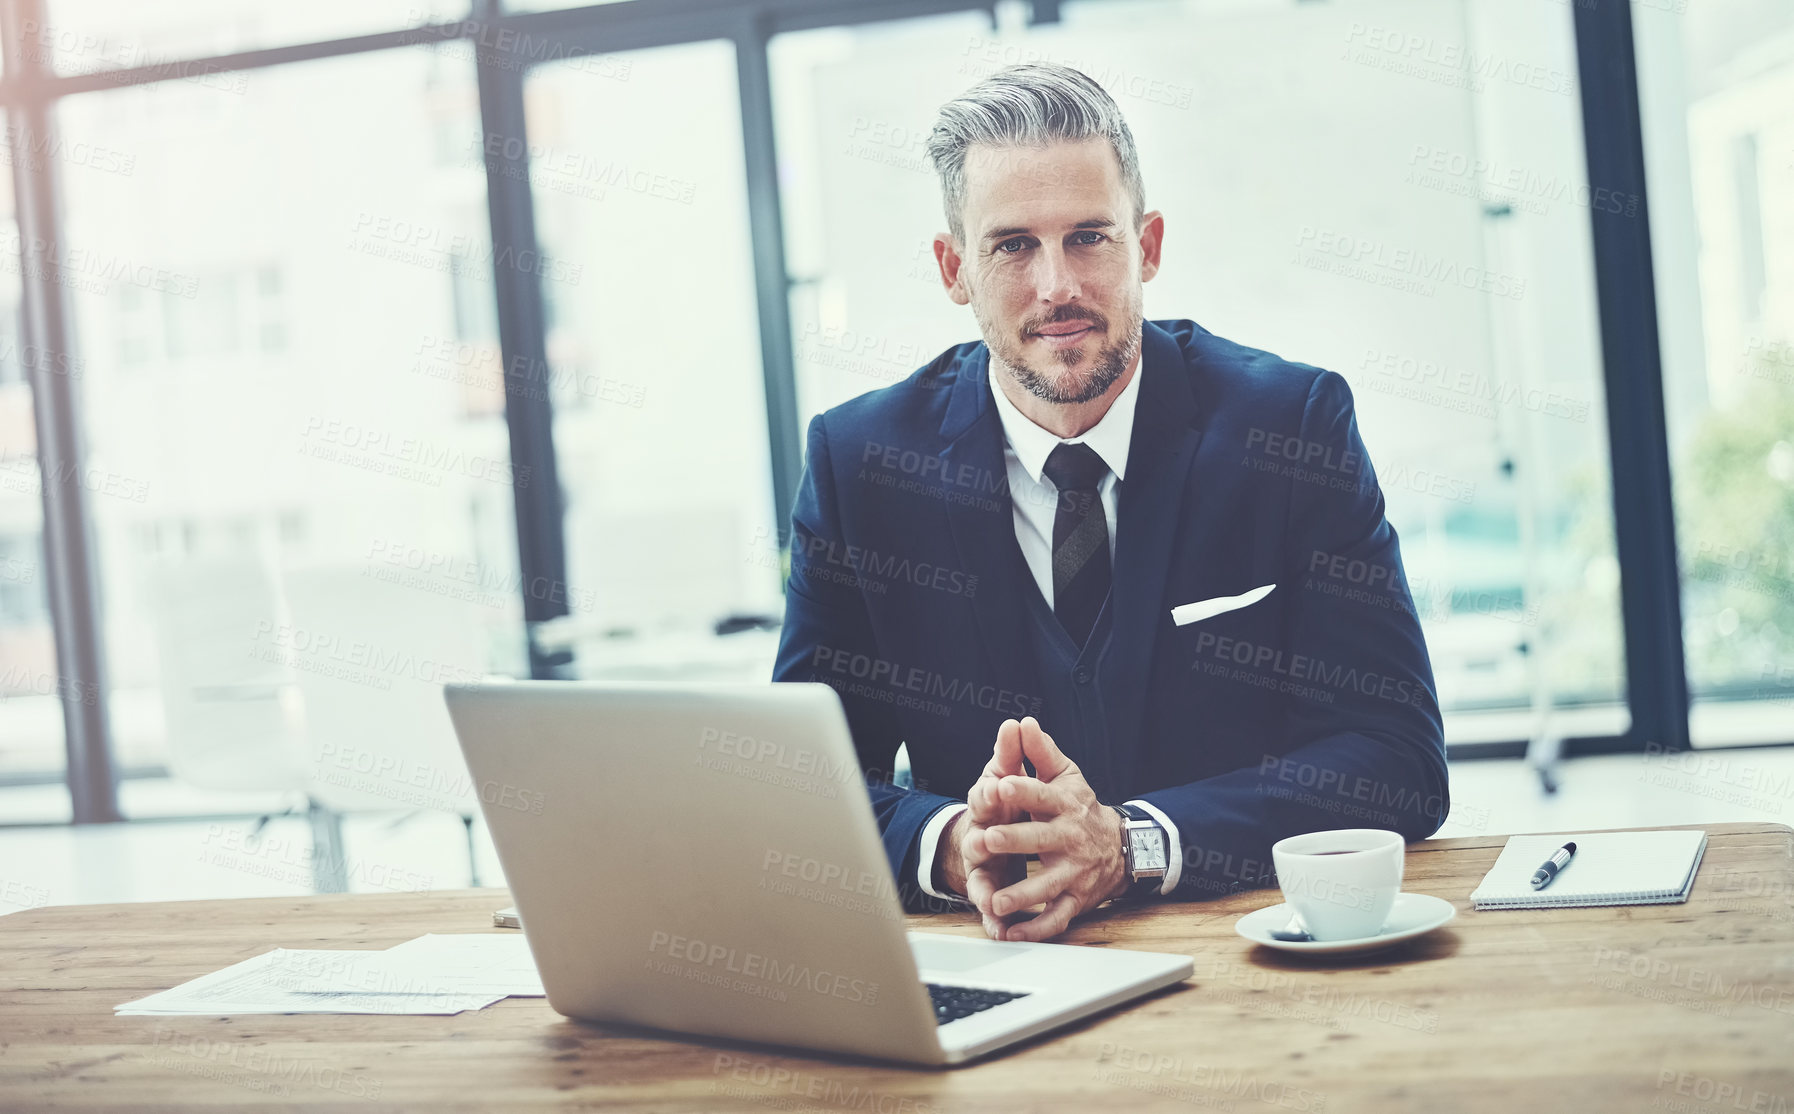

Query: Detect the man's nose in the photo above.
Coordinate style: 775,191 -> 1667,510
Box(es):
1032,242 -> 1082,304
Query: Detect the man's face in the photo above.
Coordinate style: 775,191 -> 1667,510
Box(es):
935,136 -> 1162,404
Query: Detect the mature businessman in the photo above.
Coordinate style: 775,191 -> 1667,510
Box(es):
773,63 -> 1448,942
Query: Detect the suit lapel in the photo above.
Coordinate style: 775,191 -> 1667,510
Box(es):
1105,322 -> 1203,793
939,344 -> 1041,724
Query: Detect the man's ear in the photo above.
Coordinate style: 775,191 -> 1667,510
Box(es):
934,232 -> 971,305
1137,209 -> 1165,283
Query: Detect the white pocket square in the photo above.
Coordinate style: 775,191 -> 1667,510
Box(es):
1170,583 -> 1276,626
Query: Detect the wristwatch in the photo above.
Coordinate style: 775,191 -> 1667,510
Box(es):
1112,803 -> 1169,899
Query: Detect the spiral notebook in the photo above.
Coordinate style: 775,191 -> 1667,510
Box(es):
1469,830 -> 1709,910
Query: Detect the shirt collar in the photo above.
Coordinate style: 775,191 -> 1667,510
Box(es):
987,352 -> 1143,486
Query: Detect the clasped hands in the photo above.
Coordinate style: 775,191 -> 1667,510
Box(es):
930,716 -> 1131,942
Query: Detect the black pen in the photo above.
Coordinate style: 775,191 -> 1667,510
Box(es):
1530,841 -> 1577,890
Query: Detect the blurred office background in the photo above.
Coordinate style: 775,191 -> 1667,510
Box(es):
0,0 -> 1789,909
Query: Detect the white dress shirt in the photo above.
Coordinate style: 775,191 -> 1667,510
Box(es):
915,359 -> 1183,902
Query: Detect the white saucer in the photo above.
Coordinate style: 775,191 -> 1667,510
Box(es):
1234,893 -> 1457,955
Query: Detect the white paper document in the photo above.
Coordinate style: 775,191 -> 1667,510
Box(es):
378,933 -> 545,997
115,949 -> 505,1016
246,934 -> 545,1000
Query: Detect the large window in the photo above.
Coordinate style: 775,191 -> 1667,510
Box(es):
39,0 -> 465,73
524,38 -> 783,679
1638,0 -> 1794,746
53,46 -> 523,801
0,169 -> 63,792
771,0 -> 1627,743
2,0 -> 1786,824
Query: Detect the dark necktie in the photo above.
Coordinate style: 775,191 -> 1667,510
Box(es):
1041,442 -> 1112,647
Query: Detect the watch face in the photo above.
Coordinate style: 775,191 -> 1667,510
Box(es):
1130,828 -> 1167,871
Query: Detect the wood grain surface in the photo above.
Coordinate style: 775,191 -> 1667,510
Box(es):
2,823 -> 1790,1113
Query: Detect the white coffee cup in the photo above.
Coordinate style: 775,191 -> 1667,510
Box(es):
1271,829 -> 1405,941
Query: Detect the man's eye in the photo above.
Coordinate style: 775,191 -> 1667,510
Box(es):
997,238 -> 1030,254
1073,231 -> 1106,245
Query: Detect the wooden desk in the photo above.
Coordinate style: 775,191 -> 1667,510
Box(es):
3,823 -> 1791,1113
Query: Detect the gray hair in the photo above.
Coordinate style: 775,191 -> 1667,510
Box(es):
924,62 -> 1145,244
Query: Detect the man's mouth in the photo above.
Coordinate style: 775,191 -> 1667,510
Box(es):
1032,322 -> 1098,347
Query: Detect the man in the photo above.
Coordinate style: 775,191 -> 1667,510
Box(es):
773,63 -> 1448,943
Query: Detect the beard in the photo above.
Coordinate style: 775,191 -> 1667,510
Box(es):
980,298 -> 1143,406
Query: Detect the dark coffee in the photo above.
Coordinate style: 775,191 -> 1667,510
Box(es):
1311,850 -> 1360,855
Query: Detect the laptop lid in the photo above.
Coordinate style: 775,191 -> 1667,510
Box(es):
444,680 -> 947,1065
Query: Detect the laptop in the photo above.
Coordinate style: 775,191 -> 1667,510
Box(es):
444,680 -> 1192,1066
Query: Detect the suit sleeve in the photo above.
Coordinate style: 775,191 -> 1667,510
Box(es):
771,413 -> 967,911
1136,369 -> 1450,898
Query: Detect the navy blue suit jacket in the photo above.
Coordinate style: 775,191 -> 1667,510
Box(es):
772,319 -> 1449,906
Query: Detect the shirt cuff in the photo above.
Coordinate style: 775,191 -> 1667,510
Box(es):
1124,798 -> 1182,896
915,803 -> 971,902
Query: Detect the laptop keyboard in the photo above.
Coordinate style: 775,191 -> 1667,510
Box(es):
925,983 -> 1029,1025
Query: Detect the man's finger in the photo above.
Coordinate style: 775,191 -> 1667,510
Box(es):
1004,891 -> 1080,943
992,718 -> 1026,778
965,862 -> 1021,939
995,774 -> 1071,817
966,776 -> 1000,824
963,860 -> 996,912
983,819 -> 1063,857
973,776 -> 1023,825
1017,716 -> 1076,782
980,727 -> 1007,780
964,860 -> 1003,912
960,822 -> 1003,866
989,861 -> 1076,918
